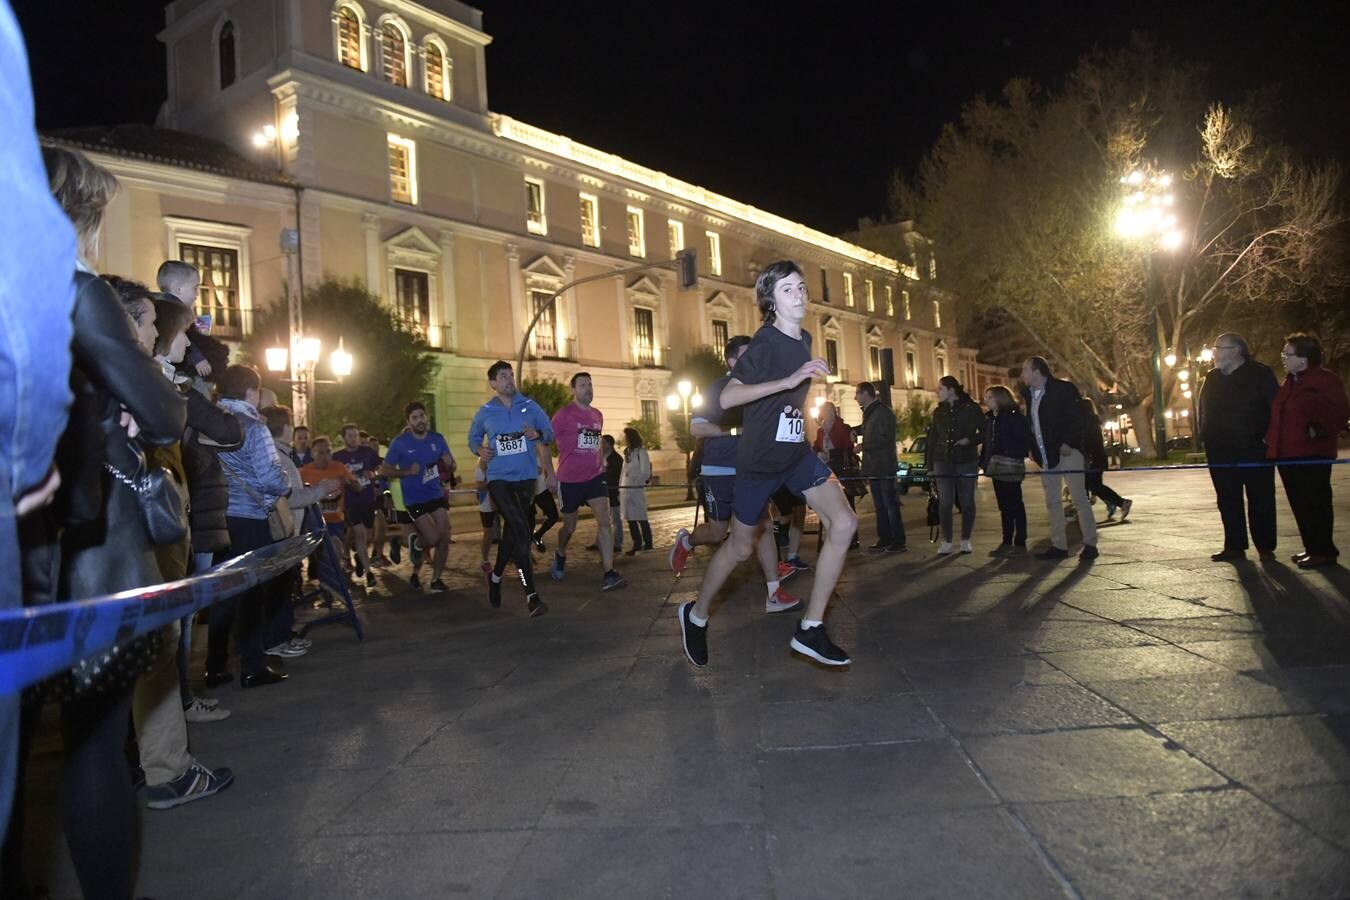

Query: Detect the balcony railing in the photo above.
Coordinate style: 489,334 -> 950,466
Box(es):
526,335 -> 577,361
202,306 -> 254,340
392,315 -> 454,351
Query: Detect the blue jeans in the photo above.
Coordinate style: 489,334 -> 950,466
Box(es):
869,477 -> 905,547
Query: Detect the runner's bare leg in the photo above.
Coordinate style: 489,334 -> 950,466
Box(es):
429,507 -> 451,582
588,496 -> 614,571
692,516 -> 760,619
800,478 -> 857,621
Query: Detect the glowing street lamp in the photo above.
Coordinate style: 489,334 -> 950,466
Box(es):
668,379 -> 699,500
330,338 -> 353,378
265,333 -> 354,427
1115,164 -> 1187,459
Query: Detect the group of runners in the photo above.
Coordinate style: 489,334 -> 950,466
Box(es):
310,259 -> 853,668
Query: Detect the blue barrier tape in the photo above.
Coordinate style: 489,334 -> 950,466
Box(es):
0,534 -> 319,695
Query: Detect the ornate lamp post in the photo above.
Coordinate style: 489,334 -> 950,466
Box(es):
1115,166 -> 1186,459
666,379 -> 700,501
265,335 -> 354,426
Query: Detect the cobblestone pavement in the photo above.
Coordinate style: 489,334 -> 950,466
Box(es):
18,466 -> 1350,898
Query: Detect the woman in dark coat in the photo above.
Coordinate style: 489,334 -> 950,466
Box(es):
9,148 -> 186,900
926,375 -> 984,553
981,385 -> 1031,556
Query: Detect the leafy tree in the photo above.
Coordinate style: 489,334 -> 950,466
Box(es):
243,277 -> 436,440
896,38 -> 1346,456
519,377 -> 571,418
896,394 -> 934,444
674,346 -> 727,393
624,417 -> 661,450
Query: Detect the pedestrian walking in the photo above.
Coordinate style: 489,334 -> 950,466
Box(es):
1020,356 -> 1098,560
620,426 -> 653,554
602,434 -> 624,553
981,385 -> 1030,556
1080,397 -> 1132,522
927,375 -> 983,554
1266,333 -> 1350,569
854,381 -> 905,552
1198,332 -> 1280,561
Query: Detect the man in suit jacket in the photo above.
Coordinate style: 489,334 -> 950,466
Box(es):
1020,356 -> 1098,560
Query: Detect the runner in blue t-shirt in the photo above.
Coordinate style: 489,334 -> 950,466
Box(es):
468,360 -> 555,617
382,401 -> 456,593
334,423 -> 383,590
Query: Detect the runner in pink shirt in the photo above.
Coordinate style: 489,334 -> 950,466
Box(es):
549,373 -> 625,591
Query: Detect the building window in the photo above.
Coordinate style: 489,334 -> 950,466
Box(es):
531,289 -> 559,356
393,268 -> 431,338
335,4 -> 364,70
424,40 -> 451,101
905,349 -> 917,387
380,21 -> 408,86
579,193 -> 599,247
819,268 -> 830,303
712,319 -> 729,352
933,300 -> 942,328
825,338 -> 839,376
869,345 -> 881,381
640,399 -> 659,427
706,231 -> 722,276
903,289 -> 911,320
667,220 -> 684,259
626,207 -> 646,257
885,285 -> 894,317
525,177 -> 547,235
180,243 -> 243,335
633,307 -> 656,366
929,255 -> 937,280
843,272 -> 854,307
218,21 -> 236,89
936,352 -> 947,377
865,279 -> 875,313
387,135 -> 416,205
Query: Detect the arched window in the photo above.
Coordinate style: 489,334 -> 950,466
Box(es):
218,21 -> 236,88
336,6 -> 363,70
380,22 -> 408,87
424,39 -> 452,101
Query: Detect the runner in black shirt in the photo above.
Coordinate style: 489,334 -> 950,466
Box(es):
678,261 -> 858,668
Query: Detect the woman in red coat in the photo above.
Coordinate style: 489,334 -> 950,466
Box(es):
1266,333 -> 1350,568
813,402 -> 861,515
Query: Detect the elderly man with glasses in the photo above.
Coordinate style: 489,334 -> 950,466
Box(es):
1197,333 -> 1280,561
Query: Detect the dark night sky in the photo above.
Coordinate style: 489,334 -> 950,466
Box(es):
15,0 -> 1350,234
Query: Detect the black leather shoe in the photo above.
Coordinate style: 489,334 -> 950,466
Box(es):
1291,551 -> 1311,563
1297,554 -> 1337,569
1035,547 -> 1069,560
240,667 -> 287,689
1211,549 -> 1246,562
1257,549 -> 1276,560
1079,545 -> 1100,561
203,671 -> 234,688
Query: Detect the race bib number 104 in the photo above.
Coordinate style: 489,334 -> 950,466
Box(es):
775,411 -> 804,443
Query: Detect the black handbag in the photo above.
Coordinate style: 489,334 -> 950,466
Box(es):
103,448 -> 188,547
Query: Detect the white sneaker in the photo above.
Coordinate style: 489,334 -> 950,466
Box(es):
267,641 -> 308,658
184,697 -> 231,723
960,540 -> 973,554
937,542 -> 954,555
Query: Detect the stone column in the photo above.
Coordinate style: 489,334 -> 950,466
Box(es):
439,229 -> 457,351
362,212 -> 381,297
505,242 -> 524,358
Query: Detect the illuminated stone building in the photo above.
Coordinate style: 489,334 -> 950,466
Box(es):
47,0 -> 998,464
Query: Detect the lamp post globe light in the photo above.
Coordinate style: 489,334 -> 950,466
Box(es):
1115,165 -> 1185,459
667,380 -> 700,501
265,334 -> 355,426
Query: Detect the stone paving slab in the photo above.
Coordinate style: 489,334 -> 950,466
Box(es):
15,467 -> 1350,898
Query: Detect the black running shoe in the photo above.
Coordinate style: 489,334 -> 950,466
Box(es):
527,593 -> 547,618
532,537 -> 545,554
601,570 -> 626,591
678,601 -> 708,667
790,623 -> 851,666
488,577 -> 502,608
408,572 -> 421,592
354,558 -> 365,578
429,578 -> 448,593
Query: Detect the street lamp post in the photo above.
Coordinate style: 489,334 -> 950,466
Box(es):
266,335 -> 354,427
1115,166 -> 1185,460
666,379 -> 700,501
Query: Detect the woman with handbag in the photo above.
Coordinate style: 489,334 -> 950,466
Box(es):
8,149 -> 187,900
209,364 -> 292,689
927,375 -> 985,554
620,427 -> 653,554
982,385 -> 1031,557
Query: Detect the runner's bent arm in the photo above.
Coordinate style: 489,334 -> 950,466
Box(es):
689,419 -> 728,438
720,358 -> 829,408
